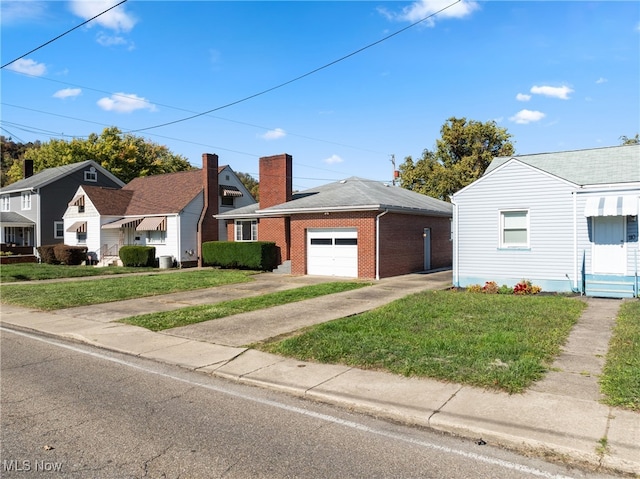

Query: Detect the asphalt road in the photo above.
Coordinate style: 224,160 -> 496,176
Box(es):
1,327 -> 617,479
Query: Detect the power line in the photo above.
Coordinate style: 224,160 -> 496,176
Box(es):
129,0 -> 461,133
2,0 -> 128,69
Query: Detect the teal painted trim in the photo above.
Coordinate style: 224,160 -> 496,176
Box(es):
455,276 -> 578,294
584,274 -> 637,299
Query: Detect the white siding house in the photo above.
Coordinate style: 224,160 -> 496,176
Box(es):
451,145 -> 640,298
62,154 -> 256,267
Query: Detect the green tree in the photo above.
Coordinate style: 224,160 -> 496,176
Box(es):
4,127 -> 192,185
235,172 -> 259,201
620,134 -> 639,145
399,117 -> 515,201
1,136 -> 41,186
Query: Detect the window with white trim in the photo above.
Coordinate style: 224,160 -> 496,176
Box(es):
21,192 -> 31,210
77,232 -> 87,244
1,195 -> 9,212
84,167 -> 98,182
146,230 -> 166,244
235,220 -> 257,241
500,210 -> 529,248
54,221 -> 64,239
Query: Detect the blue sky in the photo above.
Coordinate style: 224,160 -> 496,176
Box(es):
2,1 -> 639,190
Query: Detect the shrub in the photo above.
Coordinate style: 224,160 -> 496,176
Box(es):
482,281 -> 499,294
513,279 -> 542,295
37,245 -> 60,264
466,284 -> 483,293
498,284 -> 514,294
53,244 -> 88,265
119,246 -> 156,267
202,241 -> 278,271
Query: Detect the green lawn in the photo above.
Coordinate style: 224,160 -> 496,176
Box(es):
258,290 -> 587,394
600,300 -> 640,411
0,269 -> 255,310
121,282 -> 371,331
0,263 -> 157,282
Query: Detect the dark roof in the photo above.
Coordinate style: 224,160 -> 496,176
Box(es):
122,169 -> 203,215
81,186 -> 134,216
218,177 -> 452,218
485,144 -> 640,185
0,160 -> 125,193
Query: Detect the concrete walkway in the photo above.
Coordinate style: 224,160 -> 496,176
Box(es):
1,270 -> 638,475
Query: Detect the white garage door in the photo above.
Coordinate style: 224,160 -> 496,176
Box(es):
307,228 -> 358,277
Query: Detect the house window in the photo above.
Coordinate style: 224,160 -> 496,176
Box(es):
84,167 -> 98,182
500,210 -> 529,248
21,192 -> 31,210
221,196 -> 234,207
77,232 -> 87,244
1,195 -> 9,212
235,220 -> 257,241
146,230 -> 166,244
54,221 -> 64,239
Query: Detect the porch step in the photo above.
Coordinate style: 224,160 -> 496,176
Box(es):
273,260 -> 291,274
585,279 -> 636,299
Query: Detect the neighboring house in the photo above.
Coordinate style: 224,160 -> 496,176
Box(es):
0,160 -> 125,255
216,154 -> 453,279
451,144 -> 640,298
63,154 -> 255,267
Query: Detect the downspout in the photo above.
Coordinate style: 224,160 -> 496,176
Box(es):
35,187 -> 41,256
572,191 -> 578,292
451,198 -> 458,287
375,210 -> 388,280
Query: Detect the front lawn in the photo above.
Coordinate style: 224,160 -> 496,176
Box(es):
0,269 -> 255,310
0,263 -> 157,282
258,290 -> 586,394
121,282 -> 371,331
600,300 -> 640,411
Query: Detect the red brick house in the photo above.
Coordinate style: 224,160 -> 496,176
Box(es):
217,154 -> 453,279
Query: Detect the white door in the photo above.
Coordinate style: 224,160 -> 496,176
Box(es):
592,217 -> 626,274
307,228 -> 358,277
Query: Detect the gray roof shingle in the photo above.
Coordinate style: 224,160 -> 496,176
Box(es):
485,144 -> 640,185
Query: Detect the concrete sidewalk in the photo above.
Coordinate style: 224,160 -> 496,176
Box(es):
1,270 -> 638,475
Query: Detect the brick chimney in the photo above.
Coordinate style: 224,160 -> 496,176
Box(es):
23,159 -> 34,178
197,153 -> 219,266
259,153 -> 292,208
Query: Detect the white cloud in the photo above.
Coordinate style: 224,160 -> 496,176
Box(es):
1,1 -> 48,25
595,77 -> 608,84
323,154 -> 344,165
382,0 -> 479,26
516,93 -> 531,102
510,109 -> 545,124
530,85 -> 574,100
5,58 -> 46,76
260,128 -> 286,140
53,88 -> 81,99
69,0 -> 136,32
96,32 -> 129,47
97,93 -> 156,113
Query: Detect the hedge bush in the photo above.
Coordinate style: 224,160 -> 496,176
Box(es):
53,244 -> 88,265
119,246 -> 156,267
37,245 -> 59,264
202,241 -> 278,271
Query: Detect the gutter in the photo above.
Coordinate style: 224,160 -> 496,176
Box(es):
375,210 -> 388,280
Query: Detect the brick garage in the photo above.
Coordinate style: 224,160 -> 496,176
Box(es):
217,153 -> 453,280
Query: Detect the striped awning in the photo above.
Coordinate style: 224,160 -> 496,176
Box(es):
66,221 -> 86,233
136,216 -> 167,231
584,195 -> 639,217
220,185 -> 243,197
68,195 -> 85,207
102,217 -> 144,229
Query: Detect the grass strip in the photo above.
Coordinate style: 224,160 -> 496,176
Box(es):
259,290 -> 586,394
120,282 -> 370,331
600,300 -> 640,411
1,263 -> 157,282
0,269 -> 255,310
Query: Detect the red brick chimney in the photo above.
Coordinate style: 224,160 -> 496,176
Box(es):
259,153 -> 292,208
197,153 -> 219,266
